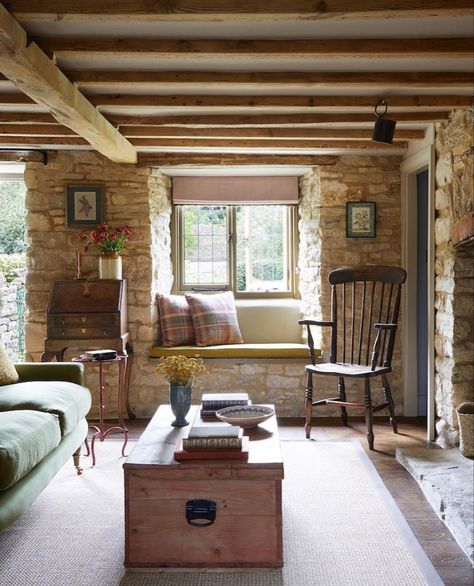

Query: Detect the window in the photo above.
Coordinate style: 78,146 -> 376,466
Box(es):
173,204 -> 297,297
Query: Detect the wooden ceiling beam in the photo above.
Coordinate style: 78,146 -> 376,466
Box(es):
37,37 -> 473,60
89,94 -> 471,109
9,1 -> 472,21
109,112 -> 450,126
130,137 -> 408,149
66,70 -> 474,89
0,4 -> 136,163
0,136 -> 88,145
0,112 -> 58,123
0,123 -> 424,139
119,126 -> 425,139
0,124 -> 76,136
138,154 -> 339,167
6,92 -> 468,111
0,135 -> 407,149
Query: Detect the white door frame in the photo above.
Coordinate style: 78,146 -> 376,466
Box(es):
401,144 -> 436,441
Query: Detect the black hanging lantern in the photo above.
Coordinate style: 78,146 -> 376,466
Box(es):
372,99 -> 397,144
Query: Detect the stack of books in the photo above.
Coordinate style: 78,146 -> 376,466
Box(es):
174,425 -> 249,461
200,392 -> 250,418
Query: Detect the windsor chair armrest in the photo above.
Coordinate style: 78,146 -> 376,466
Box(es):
298,320 -> 335,328
298,320 -> 335,365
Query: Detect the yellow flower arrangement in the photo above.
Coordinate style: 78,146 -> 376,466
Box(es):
155,355 -> 206,386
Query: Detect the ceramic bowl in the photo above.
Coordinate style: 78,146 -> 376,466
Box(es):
215,405 -> 275,428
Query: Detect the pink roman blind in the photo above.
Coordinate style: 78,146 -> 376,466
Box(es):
172,176 -> 299,205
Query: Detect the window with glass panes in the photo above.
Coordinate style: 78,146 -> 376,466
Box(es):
173,204 -> 296,297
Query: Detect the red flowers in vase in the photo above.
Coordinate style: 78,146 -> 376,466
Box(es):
80,224 -> 132,253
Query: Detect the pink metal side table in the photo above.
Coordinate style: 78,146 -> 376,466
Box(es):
72,353 -> 128,466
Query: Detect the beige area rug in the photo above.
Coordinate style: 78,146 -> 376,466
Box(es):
0,439 -> 444,586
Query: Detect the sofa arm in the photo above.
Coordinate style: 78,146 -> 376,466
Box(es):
14,362 -> 85,386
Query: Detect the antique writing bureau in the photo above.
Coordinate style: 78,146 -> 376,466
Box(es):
42,279 -> 134,417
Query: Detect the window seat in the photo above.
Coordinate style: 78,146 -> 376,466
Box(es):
150,343 -> 311,360
150,298 -> 319,360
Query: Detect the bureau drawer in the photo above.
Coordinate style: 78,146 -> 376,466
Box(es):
47,325 -> 121,338
49,314 -> 119,327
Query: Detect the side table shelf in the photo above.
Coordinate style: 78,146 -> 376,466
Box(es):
73,354 -> 128,466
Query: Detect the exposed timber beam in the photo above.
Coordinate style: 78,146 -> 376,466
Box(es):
0,124 -> 77,136
88,94 -> 471,109
37,37 -> 473,60
65,70 -> 474,90
0,136 -> 88,145
8,1 -> 473,21
109,112 -> 451,126
0,124 -> 424,139
0,135 -> 407,149
130,138 -> 408,149
118,126 -> 425,139
138,154 -> 339,167
0,112 -> 58,124
0,4 -> 136,163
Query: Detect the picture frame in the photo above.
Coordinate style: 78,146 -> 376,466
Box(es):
66,184 -> 104,227
346,201 -> 376,238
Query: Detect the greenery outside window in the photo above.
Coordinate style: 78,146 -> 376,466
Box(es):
173,204 -> 297,297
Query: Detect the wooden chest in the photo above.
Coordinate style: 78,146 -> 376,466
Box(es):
46,279 -> 128,340
124,405 -> 284,569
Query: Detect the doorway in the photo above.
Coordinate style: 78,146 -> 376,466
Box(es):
401,145 -> 436,441
416,170 -> 428,416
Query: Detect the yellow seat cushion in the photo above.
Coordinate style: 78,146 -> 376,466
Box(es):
150,343 -> 315,359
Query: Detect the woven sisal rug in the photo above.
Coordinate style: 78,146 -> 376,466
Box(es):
0,440 -> 443,586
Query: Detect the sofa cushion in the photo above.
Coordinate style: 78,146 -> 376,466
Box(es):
0,341 -> 19,386
0,410 -> 61,490
157,293 -> 195,346
0,381 -> 91,436
185,291 -> 243,346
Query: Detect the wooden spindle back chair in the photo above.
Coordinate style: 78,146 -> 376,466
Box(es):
299,265 -> 407,450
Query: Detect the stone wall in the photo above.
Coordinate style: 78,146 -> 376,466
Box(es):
23,152 -> 171,417
299,156 -> 403,414
434,109 -> 474,447
24,151 -> 402,419
0,269 -> 25,360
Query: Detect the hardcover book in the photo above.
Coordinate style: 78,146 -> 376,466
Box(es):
201,392 -> 249,409
174,436 -> 250,461
184,426 -> 243,450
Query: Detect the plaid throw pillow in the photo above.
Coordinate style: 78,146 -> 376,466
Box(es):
157,294 -> 195,347
185,291 -> 243,347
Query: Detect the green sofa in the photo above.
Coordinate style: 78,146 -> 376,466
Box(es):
0,362 -> 91,532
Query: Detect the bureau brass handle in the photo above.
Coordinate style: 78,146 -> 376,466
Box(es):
81,317 -> 87,323
81,328 -> 87,334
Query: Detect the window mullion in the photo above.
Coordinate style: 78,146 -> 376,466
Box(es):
228,206 -> 236,291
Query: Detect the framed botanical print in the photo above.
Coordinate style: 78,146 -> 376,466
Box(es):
346,201 -> 376,238
66,185 -> 104,227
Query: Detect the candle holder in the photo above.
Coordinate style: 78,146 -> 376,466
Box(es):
75,250 -> 82,280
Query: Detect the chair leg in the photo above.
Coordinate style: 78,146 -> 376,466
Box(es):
338,377 -> 348,426
305,371 -> 313,439
73,446 -> 83,475
364,378 -> 374,450
382,374 -> 398,434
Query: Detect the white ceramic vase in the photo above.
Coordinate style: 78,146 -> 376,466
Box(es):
99,253 -> 122,279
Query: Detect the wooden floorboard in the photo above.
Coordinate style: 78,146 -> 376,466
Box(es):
91,416 -> 473,585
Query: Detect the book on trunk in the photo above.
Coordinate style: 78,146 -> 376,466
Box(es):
200,392 -> 250,417
174,436 -> 249,461
183,425 -> 243,450
201,392 -> 250,409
